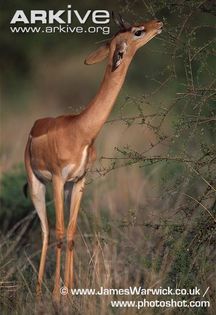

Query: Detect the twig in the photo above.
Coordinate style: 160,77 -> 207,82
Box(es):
183,193 -> 216,224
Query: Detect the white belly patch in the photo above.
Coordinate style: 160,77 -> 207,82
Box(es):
61,145 -> 88,181
62,164 -> 75,180
37,169 -> 52,181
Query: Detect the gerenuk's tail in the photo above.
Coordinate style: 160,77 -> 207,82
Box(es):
23,182 -> 28,198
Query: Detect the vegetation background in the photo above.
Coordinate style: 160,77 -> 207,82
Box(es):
0,0 -> 215,314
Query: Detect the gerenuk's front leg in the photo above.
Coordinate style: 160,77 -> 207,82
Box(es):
64,177 -> 85,289
52,176 -> 65,304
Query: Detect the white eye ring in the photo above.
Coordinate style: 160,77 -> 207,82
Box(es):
133,26 -> 146,39
134,30 -> 145,37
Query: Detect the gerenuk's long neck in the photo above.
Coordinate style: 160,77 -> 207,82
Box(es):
77,54 -> 133,141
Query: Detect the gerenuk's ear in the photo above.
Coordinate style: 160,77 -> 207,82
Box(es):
84,43 -> 109,65
112,41 -> 128,72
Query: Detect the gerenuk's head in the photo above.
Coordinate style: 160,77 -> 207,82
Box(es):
85,12 -> 163,72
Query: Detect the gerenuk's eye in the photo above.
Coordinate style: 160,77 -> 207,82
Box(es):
134,30 -> 144,37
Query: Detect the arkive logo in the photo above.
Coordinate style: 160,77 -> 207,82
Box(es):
10,5 -> 110,35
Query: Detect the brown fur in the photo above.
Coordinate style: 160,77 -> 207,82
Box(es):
24,19 -> 163,303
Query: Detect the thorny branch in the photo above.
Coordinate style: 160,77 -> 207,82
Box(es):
88,2 -> 216,231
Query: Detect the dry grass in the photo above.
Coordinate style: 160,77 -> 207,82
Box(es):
0,158 -> 215,314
